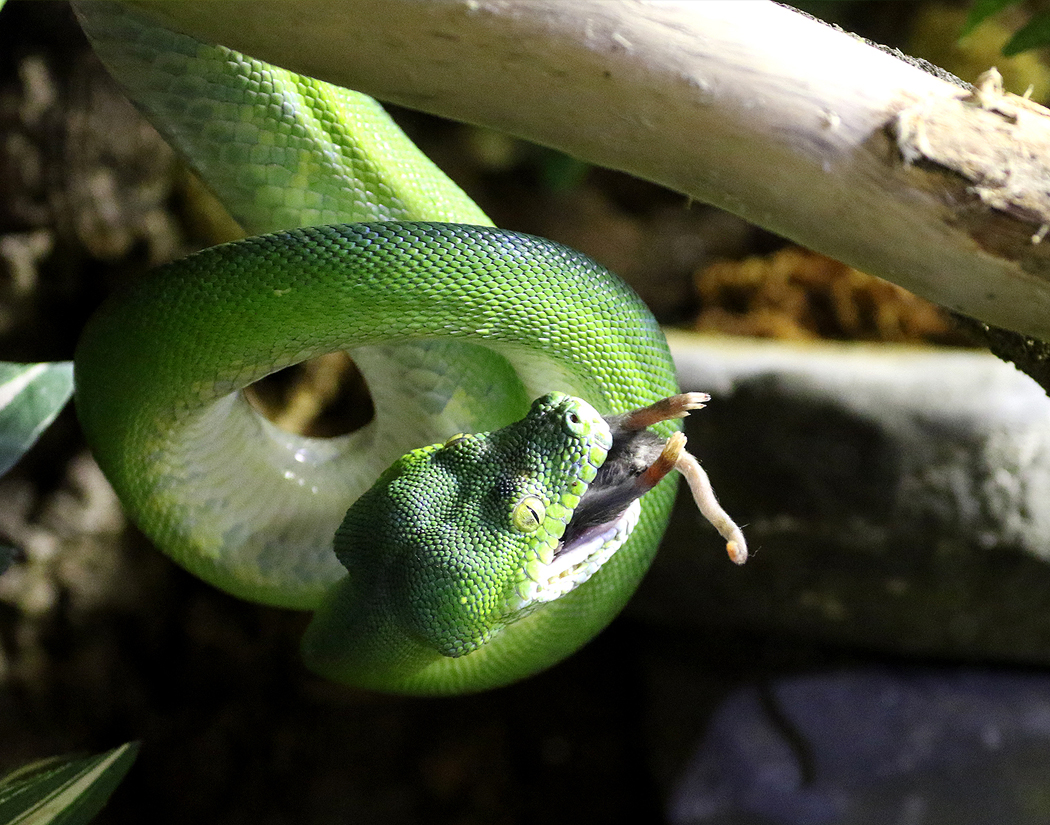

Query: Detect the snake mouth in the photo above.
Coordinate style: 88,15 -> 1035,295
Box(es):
505,392 -> 749,618
507,422 -> 668,612
509,498 -> 641,612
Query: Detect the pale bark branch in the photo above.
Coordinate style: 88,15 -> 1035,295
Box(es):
139,0 -> 1050,340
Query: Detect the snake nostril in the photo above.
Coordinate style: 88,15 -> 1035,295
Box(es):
242,351 -> 375,437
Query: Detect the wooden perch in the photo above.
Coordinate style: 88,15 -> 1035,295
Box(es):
136,0 -> 1050,340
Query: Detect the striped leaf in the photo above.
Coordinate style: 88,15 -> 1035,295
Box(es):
0,362 -> 74,478
0,743 -> 138,825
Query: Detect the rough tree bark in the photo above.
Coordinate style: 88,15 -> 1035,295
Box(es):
135,0 -> 1050,340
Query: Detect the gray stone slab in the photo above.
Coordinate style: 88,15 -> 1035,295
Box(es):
631,333 -> 1050,663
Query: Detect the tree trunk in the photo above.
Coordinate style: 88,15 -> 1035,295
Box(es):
137,0 -> 1050,339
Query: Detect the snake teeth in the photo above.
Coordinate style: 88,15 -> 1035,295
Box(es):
506,498 -> 641,614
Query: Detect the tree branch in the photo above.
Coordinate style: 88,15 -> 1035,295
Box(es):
137,0 -> 1050,339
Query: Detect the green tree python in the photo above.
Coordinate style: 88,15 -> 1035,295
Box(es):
71,2 -> 746,694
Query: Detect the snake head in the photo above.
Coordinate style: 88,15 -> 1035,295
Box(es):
334,392 -> 621,658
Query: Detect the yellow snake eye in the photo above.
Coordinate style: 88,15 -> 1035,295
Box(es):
563,407 -> 586,435
512,496 -> 545,533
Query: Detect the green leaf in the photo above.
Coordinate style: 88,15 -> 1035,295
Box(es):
0,362 -> 74,478
1003,10 -> 1050,55
0,742 -> 138,825
961,0 -> 1023,38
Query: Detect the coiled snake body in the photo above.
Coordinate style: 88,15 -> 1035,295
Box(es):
73,3 -> 744,694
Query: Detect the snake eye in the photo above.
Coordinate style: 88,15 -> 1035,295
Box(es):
512,496 -> 546,533
564,408 -> 585,434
